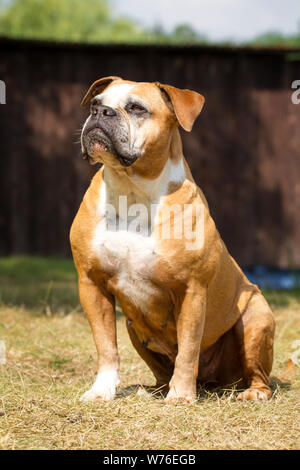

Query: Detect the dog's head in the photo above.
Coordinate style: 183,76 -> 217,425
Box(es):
80,76 -> 204,169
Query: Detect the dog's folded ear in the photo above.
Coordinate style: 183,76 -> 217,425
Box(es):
156,83 -> 205,132
81,76 -> 122,107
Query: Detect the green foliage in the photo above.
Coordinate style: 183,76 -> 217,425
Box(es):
148,22 -> 207,45
0,0 -> 299,46
0,0 -> 207,44
249,30 -> 300,47
0,0 -> 148,43
171,24 -> 207,44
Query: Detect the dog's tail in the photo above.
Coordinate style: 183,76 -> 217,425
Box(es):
278,359 -> 296,384
279,339 -> 300,383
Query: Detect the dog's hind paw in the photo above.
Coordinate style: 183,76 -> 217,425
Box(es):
236,387 -> 271,401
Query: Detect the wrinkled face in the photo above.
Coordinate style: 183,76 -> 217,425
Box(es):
81,81 -> 176,168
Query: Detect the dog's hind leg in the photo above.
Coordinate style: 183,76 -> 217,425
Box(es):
126,320 -> 173,390
234,292 -> 275,401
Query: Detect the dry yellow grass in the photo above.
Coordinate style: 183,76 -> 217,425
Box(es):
0,257 -> 299,450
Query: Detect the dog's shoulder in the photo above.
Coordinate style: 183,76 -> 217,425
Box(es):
70,167 -> 104,268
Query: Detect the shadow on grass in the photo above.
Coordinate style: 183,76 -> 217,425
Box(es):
116,384 -> 167,400
117,381 -> 241,402
270,376 -> 292,392
117,375 -> 293,402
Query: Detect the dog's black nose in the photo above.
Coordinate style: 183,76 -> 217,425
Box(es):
91,99 -> 116,118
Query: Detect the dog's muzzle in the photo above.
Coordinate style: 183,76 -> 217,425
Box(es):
81,102 -> 138,167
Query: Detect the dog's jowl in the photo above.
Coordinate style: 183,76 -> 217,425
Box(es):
70,76 -> 275,403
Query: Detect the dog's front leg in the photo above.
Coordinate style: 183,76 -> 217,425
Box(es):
78,277 -> 120,402
165,281 -> 206,404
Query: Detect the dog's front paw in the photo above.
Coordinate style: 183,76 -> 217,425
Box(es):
80,370 -> 120,402
80,386 -> 116,402
165,387 -> 196,404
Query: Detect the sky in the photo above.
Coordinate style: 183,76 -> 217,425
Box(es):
113,0 -> 300,42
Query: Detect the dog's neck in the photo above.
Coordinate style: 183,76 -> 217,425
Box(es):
106,157 -> 185,202
102,128 -> 186,211
103,163 -> 186,224
101,158 -> 185,232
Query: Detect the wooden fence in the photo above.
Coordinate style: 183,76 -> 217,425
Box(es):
1,38 -> 300,267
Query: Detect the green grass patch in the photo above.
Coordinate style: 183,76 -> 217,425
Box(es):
263,288 -> 300,308
0,256 -> 79,314
0,256 -> 76,282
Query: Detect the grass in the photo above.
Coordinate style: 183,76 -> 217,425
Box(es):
0,256 -> 78,314
0,256 -> 299,450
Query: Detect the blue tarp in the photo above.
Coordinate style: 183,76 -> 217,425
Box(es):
243,266 -> 300,290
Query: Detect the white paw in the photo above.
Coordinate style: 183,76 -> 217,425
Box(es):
80,369 -> 120,402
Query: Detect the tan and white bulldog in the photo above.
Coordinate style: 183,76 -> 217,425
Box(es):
70,76 -> 275,403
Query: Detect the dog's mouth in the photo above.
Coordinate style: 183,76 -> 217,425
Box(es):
85,127 -> 111,153
117,155 -> 138,167
83,126 -> 138,167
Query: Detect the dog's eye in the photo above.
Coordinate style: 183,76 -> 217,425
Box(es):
126,103 -> 146,114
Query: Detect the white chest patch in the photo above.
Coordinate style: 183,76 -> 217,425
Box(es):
92,181 -> 158,314
94,227 -> 157,313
